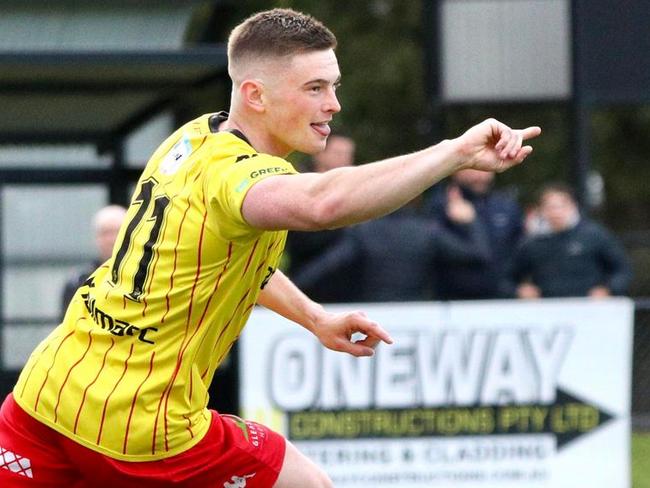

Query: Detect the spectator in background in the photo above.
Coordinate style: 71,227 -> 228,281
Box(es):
285,133 -> 358,302
293,188 -> 491,302
311,132 -> 356,172
60,204 -> 126,317
423,168 -> 524,299
522,202 -> 550,236
510,183 -> 632,298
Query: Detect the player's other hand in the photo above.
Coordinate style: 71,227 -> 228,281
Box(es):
456,118 -> 541,173
314,310 -> 393,357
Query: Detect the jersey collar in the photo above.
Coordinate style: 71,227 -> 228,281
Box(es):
208,111 -> 252,147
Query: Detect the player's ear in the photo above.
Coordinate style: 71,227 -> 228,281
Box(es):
239,79 -> 265,113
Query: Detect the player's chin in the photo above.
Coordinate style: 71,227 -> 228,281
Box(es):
301,130 -> 328,154
300,142 -> 327,156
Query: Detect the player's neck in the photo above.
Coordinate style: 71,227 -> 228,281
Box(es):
221,111 -> 292,158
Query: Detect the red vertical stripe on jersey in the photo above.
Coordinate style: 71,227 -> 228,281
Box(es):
187,372 -> 194,412
204,288 -> 253,377
199,252 -> 269,379
18,340 -> 54,398
263,236 -> 281,257
153,206 -> 207,453
122,351 -> 156,455
215,302 -> 254,366
182,414 -> 194,438
33,330 -> 75,413
73,338 -> 115,435
103,276 -> 115,301
200,366 -> 209,380
187,242 -> 233,403
161,171 -> 192,324
142,218 -> 166,317
241,239 -> 259,276
215,338 -> 237,367
96,343 -> 134,446
253,237 -> 281,273
53,329 -> 93,423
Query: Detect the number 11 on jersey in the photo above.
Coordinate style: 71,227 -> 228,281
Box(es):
111,178 -> 171,301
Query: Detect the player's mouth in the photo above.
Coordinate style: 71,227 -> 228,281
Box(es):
310,122 -> 331,137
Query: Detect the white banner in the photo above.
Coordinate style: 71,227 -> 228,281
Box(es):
239,298 -> 633,487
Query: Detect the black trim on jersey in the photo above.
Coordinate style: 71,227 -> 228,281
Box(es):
208,111 -> 252,146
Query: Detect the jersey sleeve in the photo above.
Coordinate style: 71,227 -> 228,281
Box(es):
207,154 -> 297,240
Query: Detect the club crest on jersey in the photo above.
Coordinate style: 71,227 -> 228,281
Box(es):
160,136 -> 193,175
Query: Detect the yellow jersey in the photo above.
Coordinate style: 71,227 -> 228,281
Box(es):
14,113 -> 296,461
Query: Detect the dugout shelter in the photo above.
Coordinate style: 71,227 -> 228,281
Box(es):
0,0 -> 238,412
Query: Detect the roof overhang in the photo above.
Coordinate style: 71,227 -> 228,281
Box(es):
0,46 -> 228,145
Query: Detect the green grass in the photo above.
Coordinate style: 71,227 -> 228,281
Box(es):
633,433 -> 650,487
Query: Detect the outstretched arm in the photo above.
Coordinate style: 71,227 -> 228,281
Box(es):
257,269 -> 393,357
242,120 -> 541,231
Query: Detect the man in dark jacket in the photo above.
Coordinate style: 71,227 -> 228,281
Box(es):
510,183 -> 632,298
292,191 -> 491,302
424,168 -> 523,299
285,133 -> 358,302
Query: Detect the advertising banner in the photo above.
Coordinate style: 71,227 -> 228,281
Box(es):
239,298 -> 633,487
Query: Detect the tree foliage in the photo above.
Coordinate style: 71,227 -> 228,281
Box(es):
208,1 -> 650,293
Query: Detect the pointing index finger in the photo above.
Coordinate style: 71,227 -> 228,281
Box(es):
354,318 -> 393,344
357,320 -> 393,345
519,126 -> 542,141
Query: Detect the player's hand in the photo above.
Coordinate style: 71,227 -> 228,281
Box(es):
313,310 -> 393,357
456,119 -> 541,173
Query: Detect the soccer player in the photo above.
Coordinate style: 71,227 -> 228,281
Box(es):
0,8 -> 540,488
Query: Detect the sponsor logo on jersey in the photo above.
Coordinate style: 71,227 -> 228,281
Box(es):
81,291 -> 157,344
249,167 -> 290,179
160,136 -> 193,175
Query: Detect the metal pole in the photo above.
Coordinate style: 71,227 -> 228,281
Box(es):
422,0 -> 443,144
570,0 -> 591,212
109,140 -> 130,206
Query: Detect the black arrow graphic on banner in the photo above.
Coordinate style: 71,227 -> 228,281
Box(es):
287,387 -> 616,450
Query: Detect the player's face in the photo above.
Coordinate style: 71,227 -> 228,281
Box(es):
262,49 -> 341,156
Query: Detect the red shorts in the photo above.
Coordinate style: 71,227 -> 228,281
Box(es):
0,393 -> 285,487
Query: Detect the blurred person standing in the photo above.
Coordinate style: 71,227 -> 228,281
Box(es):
510,183 -> 631,298
312,132 -> 355,172
293,190 -> 491,302
60,204 -> 127,317
285,133 -> 358,302
424,168 -> 524,299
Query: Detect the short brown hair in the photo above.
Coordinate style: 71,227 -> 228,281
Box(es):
538,182 -> 577,204
228,8 -> 337,65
